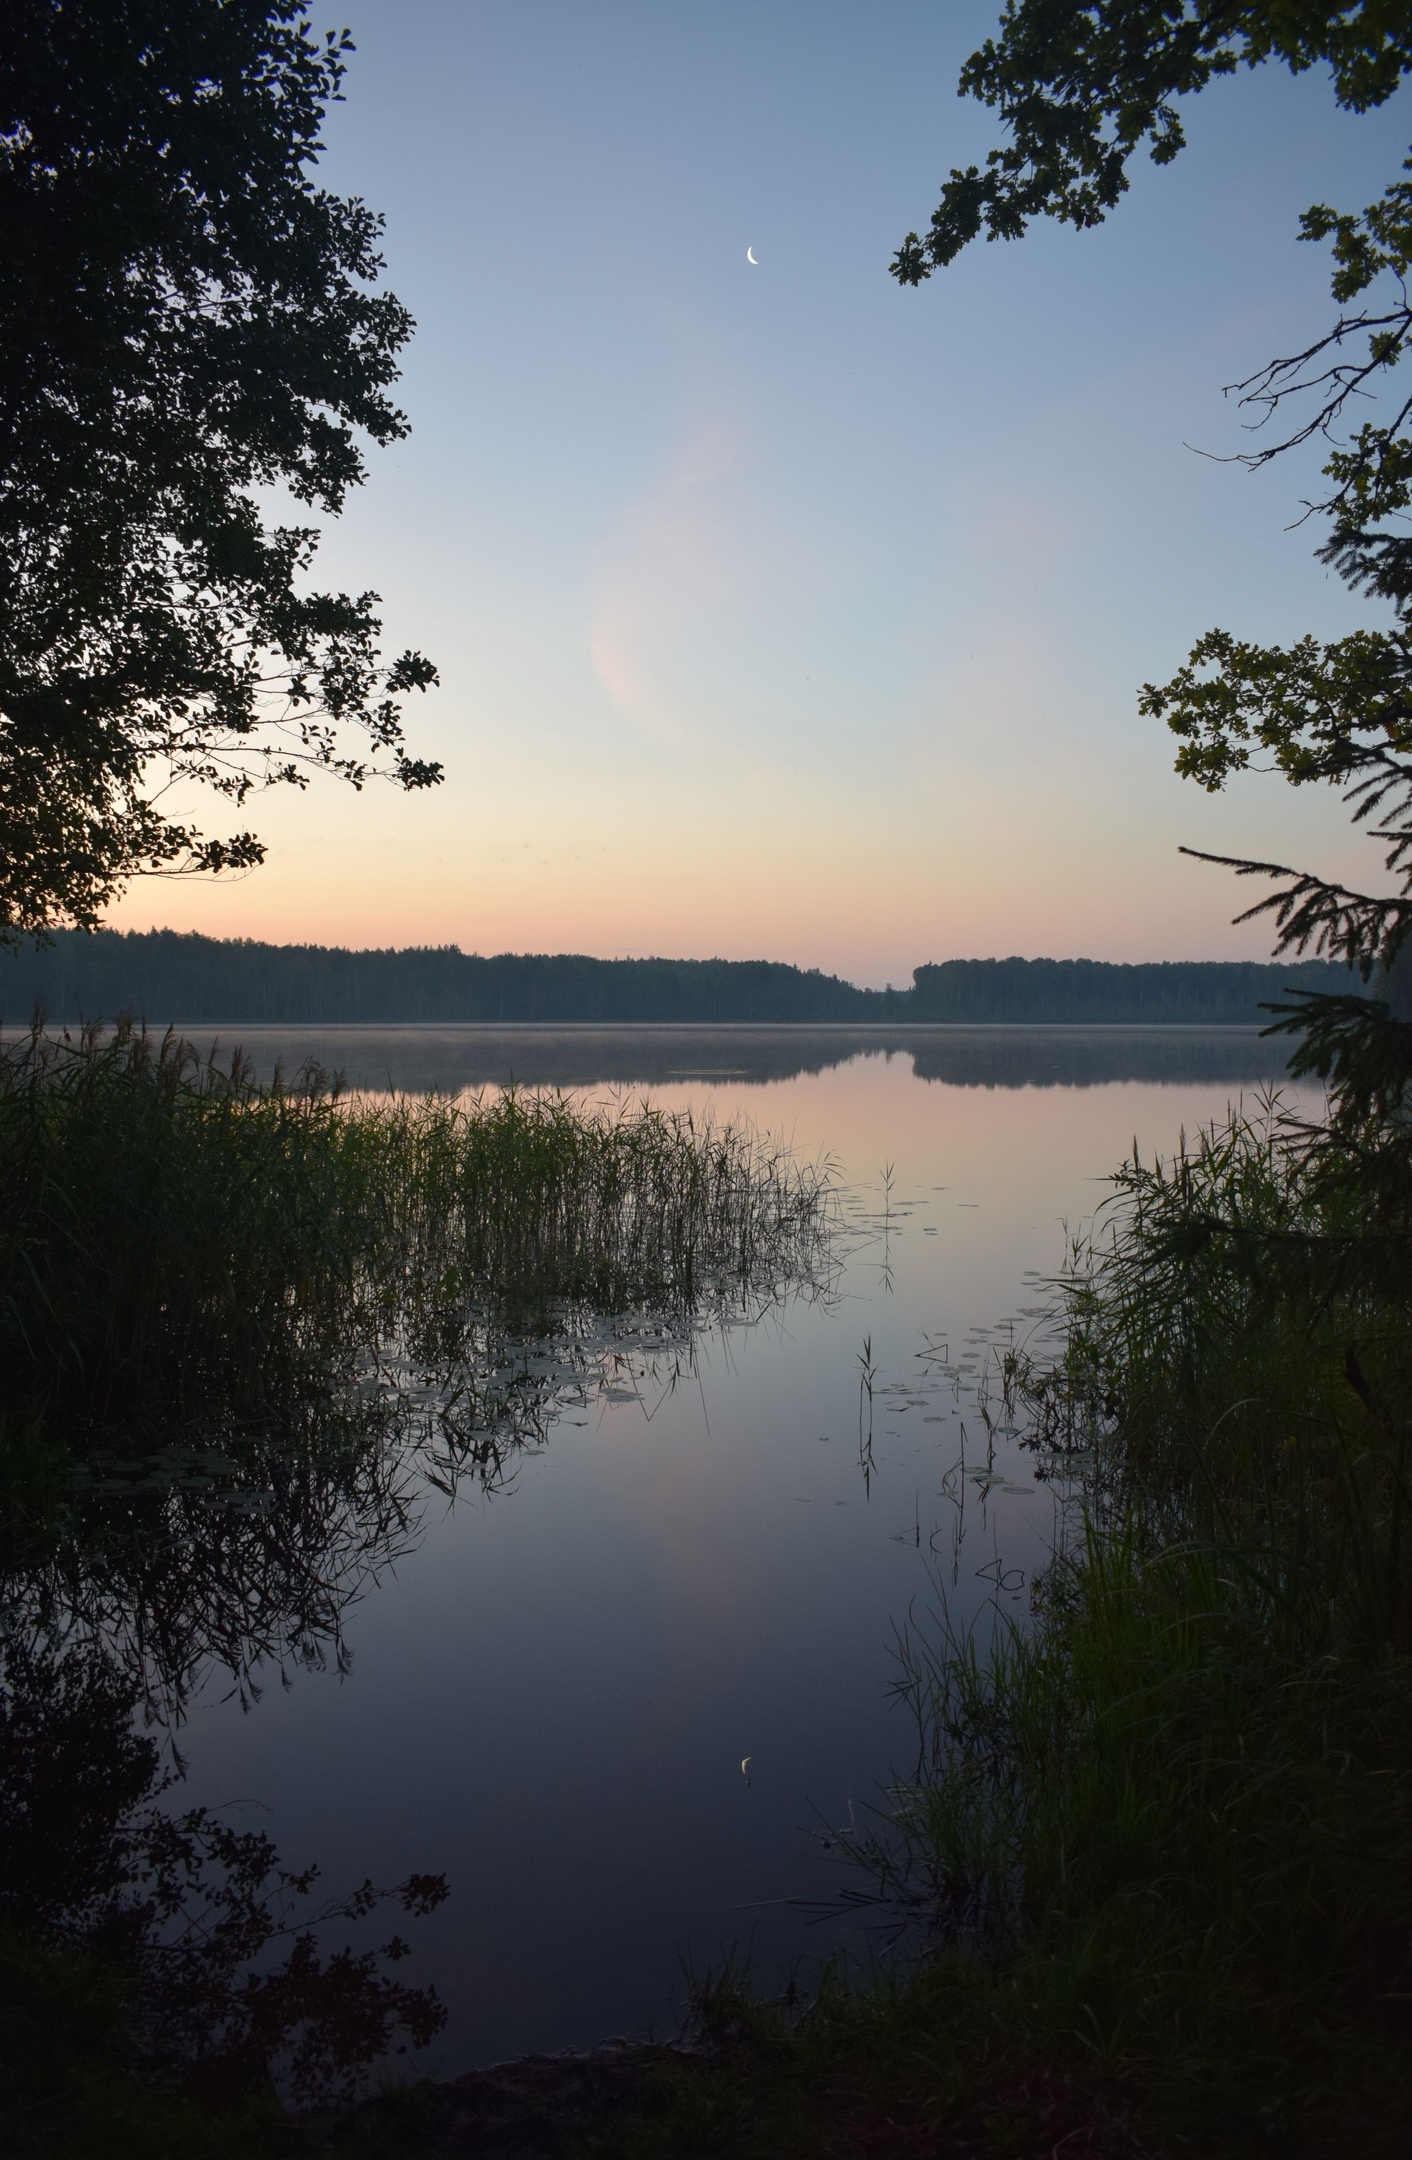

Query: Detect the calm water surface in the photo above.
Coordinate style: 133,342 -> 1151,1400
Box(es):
163,1027 -> 1307,2072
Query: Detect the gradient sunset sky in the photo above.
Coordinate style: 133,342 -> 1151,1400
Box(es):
107,1 -> 1412,984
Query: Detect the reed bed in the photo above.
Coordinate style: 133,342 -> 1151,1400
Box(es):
0,1018 -> 832,1429
0,1015 -> 834,1763
1006,1091 -> 1412,1661
387,1071 -> 834,1340
822,1095 -> 1412,2153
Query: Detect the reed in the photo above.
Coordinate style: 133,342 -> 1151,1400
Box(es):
0,1017 -> 832,1431
1009,1091 -> 1412,1661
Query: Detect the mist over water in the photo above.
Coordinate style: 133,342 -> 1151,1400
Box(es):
178,1022 -> 1298,1095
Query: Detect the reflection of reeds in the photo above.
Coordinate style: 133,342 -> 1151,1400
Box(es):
857,1334 -> 876,1494
0,1019 -> 836,1722
0,1023 -> 834,2131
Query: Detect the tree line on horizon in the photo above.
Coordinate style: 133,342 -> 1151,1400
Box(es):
0,929 -> 1357,1027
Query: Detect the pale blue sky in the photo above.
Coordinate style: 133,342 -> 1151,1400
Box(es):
113,2 -> 1412,981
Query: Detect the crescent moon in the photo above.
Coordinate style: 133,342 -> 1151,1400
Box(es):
746,247 -> 758,265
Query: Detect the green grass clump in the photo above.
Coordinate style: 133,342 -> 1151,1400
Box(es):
0,1017 -> 830,1431
0,1019 -> 389,1419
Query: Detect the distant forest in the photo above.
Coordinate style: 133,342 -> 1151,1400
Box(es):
0,931 -> 1364,1026
908,956 -> 1363,1024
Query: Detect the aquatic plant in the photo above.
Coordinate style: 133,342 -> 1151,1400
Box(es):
0,1016 -> 833,1429
0,1014 -> 835,1736
0,1016 -> 836,2144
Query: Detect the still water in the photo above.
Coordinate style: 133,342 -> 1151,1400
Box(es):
162,1026 -> 1305,2072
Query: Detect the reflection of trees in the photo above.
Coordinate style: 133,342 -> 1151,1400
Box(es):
7,1359 -> 546,1725
156,1023 -> 1302,1095
905,1031 -> 1292,1090
0,1635 -> 449,2102
0,1023 -> 842,2124
0,1321 -> 682,2102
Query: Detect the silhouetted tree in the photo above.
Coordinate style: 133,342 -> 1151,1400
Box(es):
895,3 -> 1412,1089
0,1 -> 440,942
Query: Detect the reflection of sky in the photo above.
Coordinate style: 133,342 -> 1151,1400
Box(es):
105,3 -> 1412,979
171,1045 -> 1320,2071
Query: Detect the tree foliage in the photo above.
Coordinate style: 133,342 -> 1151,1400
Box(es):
893,2 -> 1412,276
0,1 -> 441,941
897,1 -> 1412,1046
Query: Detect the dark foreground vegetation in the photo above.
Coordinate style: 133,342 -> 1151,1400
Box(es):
0,1022 -> 832,2157
13,1035 -> 1399,2159
0,1019 -> 828,1426
0,927 -> 1353,1027
560,1055 -> 1412,2158
10,1060 -> 1408,2159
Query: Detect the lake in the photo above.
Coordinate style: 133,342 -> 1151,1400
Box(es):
114,1026 -> 1311,2072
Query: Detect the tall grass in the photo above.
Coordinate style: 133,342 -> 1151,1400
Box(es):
0,1017 -> 832,1429
2,1020 -> 382,1418
1009,1092 -> 1412,1659
826,1094 -> 1412,2151
0,1016 -> 833,1720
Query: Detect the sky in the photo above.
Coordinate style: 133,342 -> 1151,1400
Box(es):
107,1 -> 1412,984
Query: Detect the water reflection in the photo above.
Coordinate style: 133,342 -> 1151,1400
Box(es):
6,1314 -> 809,1728
168,1024 -> 1294,1095
2,1033 -> 1317,2083
0,1054 -> 839,2103
0,1630 -> 450,2101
